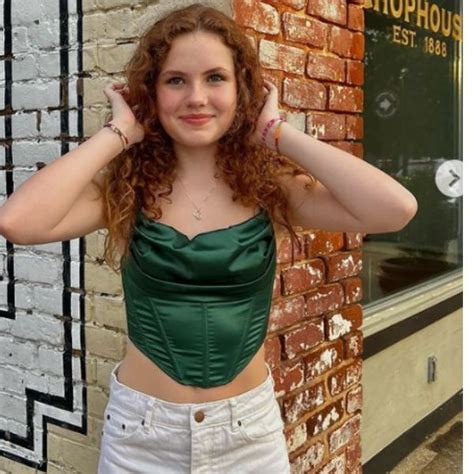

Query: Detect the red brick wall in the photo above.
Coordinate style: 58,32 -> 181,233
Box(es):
233,1 -> 365,472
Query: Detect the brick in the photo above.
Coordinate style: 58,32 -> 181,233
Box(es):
346,435 -> 363,474
11,112 -> 38,138
289,439 -> 326,472
264,336 -> 282,367
11,140 -> 61,167
28,20 -> 61,49
85,260 -> 123,295
282,12 -> 327,48
276,0 -> 306,9
282,319 -> 325,359
343,330 -> 363,358
328,414 -> 361,453
14,254 -> 62,284
346,59 -> 364,85
48,415 -> 103,448
306,283 -> 344,317
344,359 -> 362,388
304,339 -> 344,378
283,379 -> 326,423
282,77 -> 326,110
329,25 -> 359,59
268,295 -> 306,332
83,107 -> 111,137
96,358 -> 119,391
328,84 -> 363,113
281,259 -> 325,296
319,452 -> 346,473
286,422 -> 308,452
340,277 -> 363,304
346,385 -> 363,413
325,304 -> 363,340
307,52 -> 345,83
259,39 -> 306,74
83,76 -> 112,106
97,42 -> 136,74
323,250 -> 363,282
85,323 -> 127,360
308,0 -> 347,26
90,294 -> 127,332
47,432 -> 100,474
306,397 -> 345,437
346,113 -> 364,138
307,230 -> 345,255
87,386 -> 109,419
276,232 -> 306,264
233,0 -> 280,35
306,112 -> 345,140
274,358 -> 305,396
328,366 -> 346,396
12,81 -> 61,110
350,32 -> 365,59
348,4 -> 365,31
12,54 -> 38,81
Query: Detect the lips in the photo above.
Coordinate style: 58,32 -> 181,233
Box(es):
180,115 -> 214,125
180,114 -> 214,119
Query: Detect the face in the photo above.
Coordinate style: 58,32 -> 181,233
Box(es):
155,31 -> 238,151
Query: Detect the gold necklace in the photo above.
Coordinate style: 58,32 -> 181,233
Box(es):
176,172 -> 221,220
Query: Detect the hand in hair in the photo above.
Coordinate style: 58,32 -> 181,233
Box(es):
103,82 -> 145,147
251,79 -> 284,149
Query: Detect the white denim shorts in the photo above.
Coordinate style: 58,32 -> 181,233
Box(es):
97,361 -> 291,473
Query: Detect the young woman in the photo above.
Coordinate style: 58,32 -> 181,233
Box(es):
0,3 -> 417,473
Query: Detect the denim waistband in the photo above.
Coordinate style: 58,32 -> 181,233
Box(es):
107,360 -> 276,431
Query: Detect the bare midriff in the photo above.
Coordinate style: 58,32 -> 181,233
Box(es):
116,338 -> 269,403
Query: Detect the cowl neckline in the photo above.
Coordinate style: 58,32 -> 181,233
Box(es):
136,208 -> 267,244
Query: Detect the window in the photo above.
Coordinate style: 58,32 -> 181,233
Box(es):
361,0 -> 462,304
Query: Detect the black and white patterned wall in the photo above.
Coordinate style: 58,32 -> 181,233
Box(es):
0,0 -> 86,470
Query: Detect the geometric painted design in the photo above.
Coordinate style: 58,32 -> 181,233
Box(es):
0,0 -> 86,469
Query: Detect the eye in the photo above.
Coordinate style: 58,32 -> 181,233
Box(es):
209,74 -> 224,82
166,74 -> 225,85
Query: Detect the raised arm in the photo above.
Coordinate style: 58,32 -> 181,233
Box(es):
0,82 -> 144,245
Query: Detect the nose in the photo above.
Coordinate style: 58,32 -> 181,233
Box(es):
186,82 -> 208,107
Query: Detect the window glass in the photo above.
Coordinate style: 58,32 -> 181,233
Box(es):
361,0 -> 462,304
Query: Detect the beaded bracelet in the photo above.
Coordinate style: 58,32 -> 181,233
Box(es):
104,122 -> 129,151
261,115 -> 284,147
274,120 -> 284,154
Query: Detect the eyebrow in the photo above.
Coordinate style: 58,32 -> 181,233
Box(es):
161,67 -> 231,77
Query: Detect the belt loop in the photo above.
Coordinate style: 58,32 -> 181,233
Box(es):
229,398 -> 238,431
143,399 -> 157,433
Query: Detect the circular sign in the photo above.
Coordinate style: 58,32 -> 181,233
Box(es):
375,90 -> 399,118
435,160 -> 463,197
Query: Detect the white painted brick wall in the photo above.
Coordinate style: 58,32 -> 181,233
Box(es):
11,112 -> 38,138
11,312 -> 64,346
0,392 -> 26,424
13,254 -> 63,284
12,141 -> 61,167
28,21 -> 61,49
12,80 -> 61,110
39,110 -> 61,137
32,286 -> 64,316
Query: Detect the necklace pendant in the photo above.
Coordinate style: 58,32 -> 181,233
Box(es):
193,209 -> 202,220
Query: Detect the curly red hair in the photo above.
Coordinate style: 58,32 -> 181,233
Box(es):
97,3 -> 315,273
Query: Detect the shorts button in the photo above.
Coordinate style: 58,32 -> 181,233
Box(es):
194,410 -> 205,422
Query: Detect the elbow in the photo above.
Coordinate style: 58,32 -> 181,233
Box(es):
392,197 -> 418,231
0,214 -> 25,245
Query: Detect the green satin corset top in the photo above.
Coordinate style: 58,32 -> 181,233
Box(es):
120,207 -> 277,388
